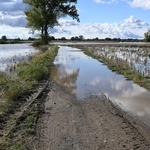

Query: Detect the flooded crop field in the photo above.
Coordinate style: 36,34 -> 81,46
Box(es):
84,45 -> 150,78
0,43 -> 37,75
51,44 -> 150,129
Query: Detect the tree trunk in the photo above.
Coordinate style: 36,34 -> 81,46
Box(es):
43,24 -> 48,45
41,26 -> 44,35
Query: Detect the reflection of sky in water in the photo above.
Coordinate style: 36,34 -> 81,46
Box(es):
52,46 -> 150,127
0,43 -> 37,74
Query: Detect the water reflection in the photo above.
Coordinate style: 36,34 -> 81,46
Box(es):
51,65 -> 79,94
51,46 -> 150,127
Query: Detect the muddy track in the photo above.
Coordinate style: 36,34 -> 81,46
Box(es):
32,80 -> 150,150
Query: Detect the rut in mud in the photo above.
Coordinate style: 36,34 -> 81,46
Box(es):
32,80 -> 150,150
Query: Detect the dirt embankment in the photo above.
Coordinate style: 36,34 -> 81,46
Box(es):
32,80 -> 150,150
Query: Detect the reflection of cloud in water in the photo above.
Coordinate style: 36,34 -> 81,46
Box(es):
110,79 -> 126,92
90,75 -> 150,122
109,81 -> 150,119
54,46 -> 89,65
51,64 -> 79,94
56,66 -> 75,78
89,77 -> 102,86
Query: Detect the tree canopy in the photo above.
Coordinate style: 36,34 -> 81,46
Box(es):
23,0 -> 80,45
144,30 -> 150,42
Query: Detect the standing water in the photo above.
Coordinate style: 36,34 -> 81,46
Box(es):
51,46 -> 150,128
0,43 -> 37,74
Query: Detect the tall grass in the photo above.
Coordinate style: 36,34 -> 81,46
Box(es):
0,45 -> 58,111
17,48 -> 56,82
0,45 -> 58,150
0,72 -> 28,100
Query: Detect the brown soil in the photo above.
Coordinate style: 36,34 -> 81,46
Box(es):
32,80 -> 150,150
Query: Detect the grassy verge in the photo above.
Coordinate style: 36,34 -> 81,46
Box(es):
0,45 -> 58,150
81,46 -> 150,91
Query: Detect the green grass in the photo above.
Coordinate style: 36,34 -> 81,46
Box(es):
7,140 -> 24,150
0,46 -> 58,101
0,75 -> 28,100
0,45 -> 58,150
17,49 -> 56,82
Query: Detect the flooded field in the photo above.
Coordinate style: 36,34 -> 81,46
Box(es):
0,43 -> 37,74
86,45 -> 150,78
51,46 -> 150,128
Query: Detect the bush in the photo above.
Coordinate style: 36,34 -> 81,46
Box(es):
0,72 -> 28,100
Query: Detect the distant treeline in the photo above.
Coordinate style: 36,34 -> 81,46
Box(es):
51,36 -> 144,42
0,35 -> 26,44
0,35 -> 144,44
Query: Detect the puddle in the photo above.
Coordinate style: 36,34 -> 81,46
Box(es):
51,46 -> 150,127
0,43 -> 37,74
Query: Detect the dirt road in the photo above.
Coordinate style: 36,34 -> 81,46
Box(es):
32,80 -> 150,150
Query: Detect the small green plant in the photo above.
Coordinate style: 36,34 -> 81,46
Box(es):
8,140 -> 24,150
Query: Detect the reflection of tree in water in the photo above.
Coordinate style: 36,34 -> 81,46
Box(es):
51,64 -> 80,94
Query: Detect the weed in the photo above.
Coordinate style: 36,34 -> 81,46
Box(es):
7,140 -> 24,150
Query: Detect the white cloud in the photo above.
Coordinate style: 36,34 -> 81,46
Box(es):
0,0 -> 27,27
0,13 -> 26,27
0,25 -> 37,39
0,1 -> 149,39
50,16 -> 149,39
0,15 -> 149,39
94,0 -> 118,4
128,0 -> 150,10
94,0 -> 150,10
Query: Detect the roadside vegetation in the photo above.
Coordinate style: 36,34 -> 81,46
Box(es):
0,45 -> 58,150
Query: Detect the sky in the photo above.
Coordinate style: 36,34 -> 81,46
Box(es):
0,0 -> 150,39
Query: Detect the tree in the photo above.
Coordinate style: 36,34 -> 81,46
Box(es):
1,35 -> 7,41
61,37 -> 67,40
79,35 -> 84,41
23,0 -> 80,45
144,30 -> 150,42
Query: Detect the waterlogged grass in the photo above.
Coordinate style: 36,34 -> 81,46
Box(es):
0,45 -> 58,150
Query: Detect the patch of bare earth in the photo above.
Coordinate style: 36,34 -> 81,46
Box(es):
32,80 -> 150,150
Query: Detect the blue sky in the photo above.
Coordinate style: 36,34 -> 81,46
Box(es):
0,0 -> 150,39
77,0 -> 150,23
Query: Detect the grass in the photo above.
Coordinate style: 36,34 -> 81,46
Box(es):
0,72 -> 29,100
17,47 -> 57,82
0,45 -> 58,100
0,45 -> 58,150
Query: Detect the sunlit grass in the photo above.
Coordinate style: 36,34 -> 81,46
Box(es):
0,45 -> 58,150
0,45 -> 58,115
